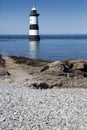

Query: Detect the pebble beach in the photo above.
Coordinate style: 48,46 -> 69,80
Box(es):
0,56 -> 87,130
0,83 -> 87,130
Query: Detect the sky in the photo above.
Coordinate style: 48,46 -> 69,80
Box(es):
0,0 -> 87,35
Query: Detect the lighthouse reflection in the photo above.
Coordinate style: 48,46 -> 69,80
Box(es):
29,41 -> 39,59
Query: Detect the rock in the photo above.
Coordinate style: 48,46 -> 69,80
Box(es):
0,55 -> 5,67
42,61 -> 69,76
83,72 -> 87,77
72,62 -> 85,70
32,82 -> 49,89
0,67 -> 11,76
50,81 -> 63,88
64,59 -> 87,69
64,59 -> 77,68
11,56 -> 51,67
72,61 -> 87,72
49,61 -> 61,67
40,65 -> 49,72
47,61 -> 66,74
72,70 -> 84,77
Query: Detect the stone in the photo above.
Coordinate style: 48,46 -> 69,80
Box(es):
40,65 -> 49,72
47,61 -> 67,75
64,59 -> 77,67
49,61 -> 61,66
32,82 -> 49,89
73,63 -> 85,70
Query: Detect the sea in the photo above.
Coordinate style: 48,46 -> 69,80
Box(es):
0,34 -> 87,61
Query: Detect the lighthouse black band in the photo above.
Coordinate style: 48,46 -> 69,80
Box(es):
30,24 -> 39,30
29,35 -> 40,41
30,10 -> 39,16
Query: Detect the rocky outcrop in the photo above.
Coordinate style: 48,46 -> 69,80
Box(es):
11,56 -> 87,76
73,62 -> 87,71
28,59 -> 87,88
0,55 -> 87,89
64,59 -> 87,70
41,61 -> 67,76
41,59 -> 87,77
11,56 -> 51,67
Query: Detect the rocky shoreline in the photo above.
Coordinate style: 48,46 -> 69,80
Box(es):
0,55 -> 87,129
0,55 -> 87,88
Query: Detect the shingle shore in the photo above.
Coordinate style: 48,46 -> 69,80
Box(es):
0,83 -> 87,130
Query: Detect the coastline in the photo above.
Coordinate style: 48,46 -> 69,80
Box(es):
0,55 -> 87,88
0,55 -> 87,129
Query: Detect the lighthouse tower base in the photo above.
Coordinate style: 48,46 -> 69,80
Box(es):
29,35 -> 40,41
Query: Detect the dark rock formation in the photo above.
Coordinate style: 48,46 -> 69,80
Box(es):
32,82 -> 49,89
7,56 -> 87,88
11,56 -> 51,67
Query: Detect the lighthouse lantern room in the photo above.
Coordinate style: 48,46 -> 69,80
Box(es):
29,6 -> 40,41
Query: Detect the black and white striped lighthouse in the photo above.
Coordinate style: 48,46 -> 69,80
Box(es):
29,6 -> 40,41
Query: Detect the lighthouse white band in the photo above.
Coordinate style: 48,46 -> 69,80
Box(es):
30,16 -> 38,24
29,30 -> 39,35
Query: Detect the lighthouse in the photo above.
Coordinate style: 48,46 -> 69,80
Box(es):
29,6 -> 40,41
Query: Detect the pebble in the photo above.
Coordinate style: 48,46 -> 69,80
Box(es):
0,83 -> 87,130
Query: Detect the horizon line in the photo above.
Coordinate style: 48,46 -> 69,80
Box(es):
0,33 -> 87,36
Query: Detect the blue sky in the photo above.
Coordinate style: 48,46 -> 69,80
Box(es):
0,0 -> 87,34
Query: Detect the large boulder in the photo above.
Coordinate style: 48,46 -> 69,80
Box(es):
64,59 -> 87,71
49,61 -> 66,72
72,61 -> 87,72
73,62 -> 85,70
64,59 -> 77,68
41,61 -> 69,76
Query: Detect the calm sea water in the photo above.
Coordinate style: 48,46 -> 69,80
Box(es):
0,35 -> 87,61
